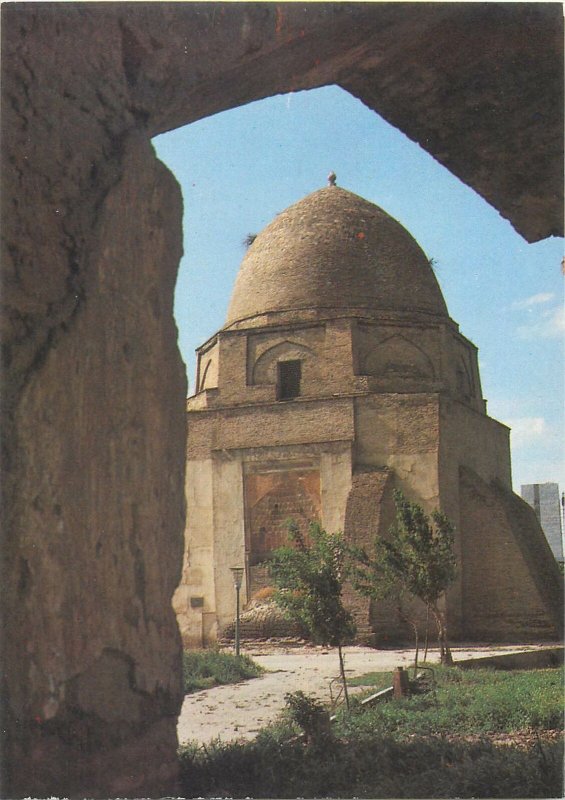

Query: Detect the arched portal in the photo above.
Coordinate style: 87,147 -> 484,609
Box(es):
1,4 -> 562,798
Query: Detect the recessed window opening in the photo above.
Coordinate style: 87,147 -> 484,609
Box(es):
277,360 -> 301,400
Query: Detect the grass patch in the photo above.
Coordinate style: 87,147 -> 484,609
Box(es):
178,666 -> 563,798
182,649 -> 264,694
338,666 -> 563,738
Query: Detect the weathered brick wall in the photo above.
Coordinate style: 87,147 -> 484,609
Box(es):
245,468 -> 321,563
215,333 -> 249,405
173,458 -> 215,649
226,188 -> 449,327
355,394 -> 440,465
248,563 -> 271,597
445,331 -> 485,412
354,319 -> 485,414
342,469 -> 396,641
440,398 -> 512,490
356,322 -> 440,378
188,397 -> 355,458
196,338 -> 219,392
437,397 -> 514,637
214,316 -> 359,406
247,325 -> 325,386
460,467 -> 563,640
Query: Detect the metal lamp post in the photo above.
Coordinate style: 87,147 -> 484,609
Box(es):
230,566 -> 244,657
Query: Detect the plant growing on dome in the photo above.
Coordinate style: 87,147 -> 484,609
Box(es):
243,232 -> 257,248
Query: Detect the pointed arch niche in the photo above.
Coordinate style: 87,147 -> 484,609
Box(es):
361,334 -> 436,384
251,340 -> 316,387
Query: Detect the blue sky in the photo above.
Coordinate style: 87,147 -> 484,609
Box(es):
153,85 -> 564,494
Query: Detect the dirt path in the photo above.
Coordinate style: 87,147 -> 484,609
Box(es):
177,643 -> 549,745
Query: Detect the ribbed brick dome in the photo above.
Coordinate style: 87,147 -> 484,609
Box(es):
225,187 -> 448,326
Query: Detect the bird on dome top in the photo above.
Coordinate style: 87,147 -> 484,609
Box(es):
327,171 -> 337,187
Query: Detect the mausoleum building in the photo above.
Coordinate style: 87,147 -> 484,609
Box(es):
174,186 -> 562,647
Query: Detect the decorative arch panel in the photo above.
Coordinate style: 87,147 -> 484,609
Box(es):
251,340 -> 315,386
362,334 -> 435,382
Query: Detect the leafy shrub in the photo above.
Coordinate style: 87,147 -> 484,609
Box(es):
269,522 -> 356,707
179,733 -> 563,798
182,649 -> 263,694
284,691 -> 333,746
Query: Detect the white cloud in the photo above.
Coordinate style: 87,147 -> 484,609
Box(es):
506,417 -> 549,448
511,292 -> 554,310
516,304 -> 564,340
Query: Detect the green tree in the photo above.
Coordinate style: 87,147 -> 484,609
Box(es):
269,521 -> 356,708
352,490 -> 457,668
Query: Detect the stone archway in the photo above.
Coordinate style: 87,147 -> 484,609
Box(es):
1,4 -> 562,797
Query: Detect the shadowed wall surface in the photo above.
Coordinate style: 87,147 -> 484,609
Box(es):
1,3 -> 562,797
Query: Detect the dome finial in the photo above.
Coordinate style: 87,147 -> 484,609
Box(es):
327,171 -> 337,187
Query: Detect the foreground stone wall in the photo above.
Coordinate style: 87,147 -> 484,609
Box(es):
3,131 -> 187,796
2,3 -> 562,797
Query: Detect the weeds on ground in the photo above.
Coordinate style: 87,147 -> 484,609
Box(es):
179,731 -> 563,798
182,649 -> 264,694
178,666 -> 563,798
337,666 -> 563,738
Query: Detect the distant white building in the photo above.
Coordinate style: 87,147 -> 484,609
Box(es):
521,483 -> 564,564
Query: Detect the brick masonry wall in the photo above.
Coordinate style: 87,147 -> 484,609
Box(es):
343,468 -> 446,644
188,397 -> 355,458
460,467 -> 563,640
342,468 -> 396,641
248,563 -> 271,597
226,187 -> 448,327
245,468 -> 321,564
